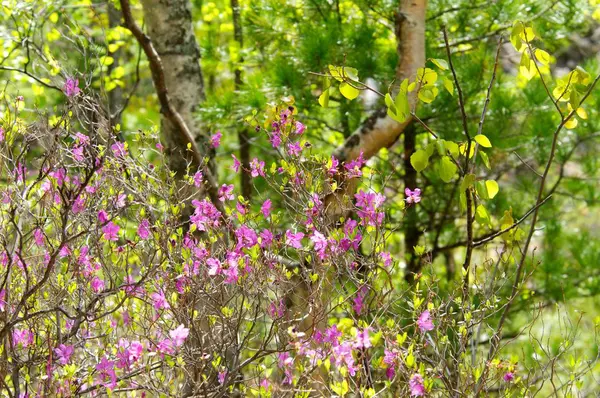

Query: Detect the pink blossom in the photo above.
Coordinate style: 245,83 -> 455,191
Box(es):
59,245 -> 72,258
0,289 -> 5,311
12,328 -> 34,347
287,142 -> 302,157
151,290 -> 170,310
405,188 -> 422,204
269,131 -> 281,148
259,229 -> 273,248
0,127 -> 4,143
344,152 -> 365,178
54,344 -> 74,365
294,121 -> 306,135
96,356 -> 117,389
417,310 -> 434,333
210,131 -> 222,148
72,195 -> 86,213
63,77 -> 80,97
97,210 -> 108,223
33,228 -> 45,246
355,190 -> 385,227
111,142 -> 127,158
218,371 -> 227,384
328,156 -> 339,176
250,158 -> 265,177
261,199 -> 272,218
193,171 -> 203,187
169,324 -> 189,347
91,277 -> 105,293
310,231 -> 328,260
231,154 -> 241,172
268,299 -> 286,319
380,251 -> 393,267
207,258 -> 222,276
218,184 -> 234,202
353,327 -> 372,349
224,262 -> 239,284
102,221 -> 120,241
190,199 -> 221,231
409,373 -> 425,397
324,325 -> 342,346
504,371 -> 515,382
285,230 -> 304,249
235,225 -> 258,249
137,219 -> 150,240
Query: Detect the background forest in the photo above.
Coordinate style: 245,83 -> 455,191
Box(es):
1,0 -> 600,396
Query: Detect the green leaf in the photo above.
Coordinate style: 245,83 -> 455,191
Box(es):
479,151 -> 490,169
485,180 -> 499,199
460,174 -> 476,192
475,205 -> 492,228
418,86 -> 438,104
443,77 -> 454,96
476,181 -> 489,200
444,140 -> 459,158
510,22 -> 525,52
339,82 -> 360,100
429,58 -> 448,70
318,89 -> 330,107
438,156 -> 457,183
535,49 -> 550,65
410,149 -> 429,173
474,135 -> 492,148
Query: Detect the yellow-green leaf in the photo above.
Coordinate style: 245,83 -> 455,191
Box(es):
410,149 -> 429,173
474,135 -> 492,148
443,77 -> 454,96
535,49 -> 550,65
339,82 -> 360,100
438,156 -> 457,183
430,58 -> 448,70
485,180 -> 499,199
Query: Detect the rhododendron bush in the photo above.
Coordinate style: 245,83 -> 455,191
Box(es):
1,1 -> 600,397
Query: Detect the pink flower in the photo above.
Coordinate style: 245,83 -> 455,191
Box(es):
294,121 -> 306,135
190,199 -> 221,231
218,184 -> 234,202
0,127 -> 4,143
250,158 -> 265,177
417,310 -> 434,333
54,344 -> 74,365
169,324 -> 189,347
231,154 -> 241,172
137,219 -> 150,240
260,229 -> 273,248
261,199 -> 272,218
269,132 -> 281,148
102,221 -> 120,241
111,142 -> 127,158
344,152 -> 365,178
0,289 -> 5,311
286,230 -> 304,249
63,77 -> 80,97
328,156 -> 339,176
405,188 -> 422,204
287,142 -> 302,157
353,327 -> 371,349
235,225 -> 258,249
91,277 -> 105,293
193,171 -> 203,187
355,190 -> 385,227
380,252 -> 393,267
98,210 -> 108,223
409,373 -> 425,396
207,258 -> 222,276
310,231 -> 329,260
218,371 -> 227,384
33,228 -> 45,246
12,328 -> 34,347
504,371 -> 515,382
151,290 -> 170,310
210,131 -> 222,148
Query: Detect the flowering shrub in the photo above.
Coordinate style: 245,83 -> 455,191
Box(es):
1,22 -> 599,398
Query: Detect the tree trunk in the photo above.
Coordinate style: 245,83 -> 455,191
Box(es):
140,0 -> 208,176
231,0 -> 252,199
326,0 -> 427,222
